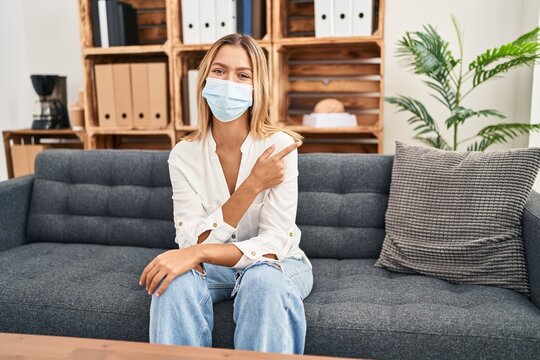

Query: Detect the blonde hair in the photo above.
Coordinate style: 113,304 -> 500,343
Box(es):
180,33 -> 303,145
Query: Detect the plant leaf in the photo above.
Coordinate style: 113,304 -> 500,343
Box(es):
469,27 -> 540,87
385,95 -> 450,149
466,123 -> 540,151
445,106 -> 506,128
396,25 -> 459,109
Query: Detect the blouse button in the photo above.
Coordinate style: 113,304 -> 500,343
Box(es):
289,232 -> 294,237
178,221 -> 183,226
213,222 -> 218,228
232,234 -> 236,239
251,251 -> 256,256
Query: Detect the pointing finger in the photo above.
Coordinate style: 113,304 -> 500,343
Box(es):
271,140 -> 302,161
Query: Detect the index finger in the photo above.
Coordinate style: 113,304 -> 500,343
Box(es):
271,140 -> 302,161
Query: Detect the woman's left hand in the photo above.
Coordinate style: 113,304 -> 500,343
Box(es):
139,246 -> 202,297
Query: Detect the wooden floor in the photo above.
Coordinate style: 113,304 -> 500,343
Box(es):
0,332 -> 363,360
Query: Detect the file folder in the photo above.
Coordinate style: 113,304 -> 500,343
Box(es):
314,0 -> 334,37
216,0 -> 237,39
200,0 -> 217,43
182,0 -> 200,44
352,0 -> 373,36
94,64 -> 116,127
187,69 -> 199,127
131,63 -> 150,128
113,63 -> 134,128
98,0 -> 110,47
148,62 -> 168,128
334,0 -> 353,37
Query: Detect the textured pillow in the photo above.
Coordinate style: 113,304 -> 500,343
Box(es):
374,141 -> 540,295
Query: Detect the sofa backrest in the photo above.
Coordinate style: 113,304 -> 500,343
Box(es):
297,154 -> 393,259
27,149 -> 176,249
27,149 -> 393,258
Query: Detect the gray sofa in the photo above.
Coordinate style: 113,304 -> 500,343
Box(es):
1,148 -> 539,359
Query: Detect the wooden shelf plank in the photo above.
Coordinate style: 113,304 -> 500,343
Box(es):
275,35 -> 383,47
87,128 -> 174,135
280,125 -> 380,134
3,128 -> 86,136
83,44 -> 166,56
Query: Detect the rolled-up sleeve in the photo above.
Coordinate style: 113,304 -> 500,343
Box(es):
231,135 -> 300,269
169,156 -> 236,248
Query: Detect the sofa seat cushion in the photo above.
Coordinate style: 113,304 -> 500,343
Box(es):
0,242 -> 158,341
2,245 -> 539,359
213,258 -> 540,359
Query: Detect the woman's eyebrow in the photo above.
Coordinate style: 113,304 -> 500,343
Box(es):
212,62 -> 252,72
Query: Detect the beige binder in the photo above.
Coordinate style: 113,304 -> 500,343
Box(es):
130,63 -> 151,128
148,62 -> 168,128
11,144 -> 51,177
113,63 -> 133,128
94,64 -> 116,127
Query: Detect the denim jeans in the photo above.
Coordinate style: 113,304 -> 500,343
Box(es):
149,256 -> 314,354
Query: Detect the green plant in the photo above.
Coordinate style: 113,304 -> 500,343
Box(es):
386,15 -> 540,151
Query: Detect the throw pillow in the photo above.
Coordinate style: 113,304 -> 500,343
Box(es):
374,141 -> 540,295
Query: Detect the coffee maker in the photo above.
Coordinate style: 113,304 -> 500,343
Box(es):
31,75 -> 71,129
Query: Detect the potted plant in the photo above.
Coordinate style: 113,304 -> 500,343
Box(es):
386,16 -> 540,151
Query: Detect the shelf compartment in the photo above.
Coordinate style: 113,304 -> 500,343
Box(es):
276,41 -> 383,131
296,132 -> 380,153
87,130 -> 176,150
79,0 -> 169,50
276,0 -> 383,39
174,0 -> 272,47
83,53 -> 173,131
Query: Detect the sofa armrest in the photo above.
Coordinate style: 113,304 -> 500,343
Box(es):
0,175 -> 34,252
523,189 -> 540,307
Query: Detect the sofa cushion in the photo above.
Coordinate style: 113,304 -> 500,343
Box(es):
26,149 -> 176,249
297,154 -> 393,259
0,242 -> 157,341
214,258 -> 540,359
375,142 -> 540,296
2,244 -> 538,359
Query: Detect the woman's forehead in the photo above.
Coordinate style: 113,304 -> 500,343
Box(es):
213,45 -> 252,70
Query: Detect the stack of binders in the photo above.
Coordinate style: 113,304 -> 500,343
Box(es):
93,0 -> 139,47
94,62 -> 168,129
314,0 -> 373,38
182,0 -> 266,44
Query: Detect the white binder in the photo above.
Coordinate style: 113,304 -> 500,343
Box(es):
182,0 -> 200,44
188,70 -> 199,127
352,0 -> 373,36
200,0 -> 217,43
333,0 -> 353,37
215,0 -> 237,39
98,0 -> 109,47
314,0 -> 334,38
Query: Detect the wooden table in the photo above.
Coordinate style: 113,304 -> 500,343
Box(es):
0,332 -> 361,360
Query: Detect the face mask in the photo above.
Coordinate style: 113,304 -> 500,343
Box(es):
201,77 -> 253,122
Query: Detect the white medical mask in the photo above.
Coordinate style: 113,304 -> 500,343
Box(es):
201,77 -> 253,122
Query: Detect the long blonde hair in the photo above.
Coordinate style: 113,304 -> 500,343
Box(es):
180,33 -> 303,144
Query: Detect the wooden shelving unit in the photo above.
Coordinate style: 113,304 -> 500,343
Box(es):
76,0 -> 386,153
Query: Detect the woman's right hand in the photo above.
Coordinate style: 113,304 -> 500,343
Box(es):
248,140 -> 302,192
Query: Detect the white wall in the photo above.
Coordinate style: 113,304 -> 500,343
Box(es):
0,1 -> 538,180
0,0 -> 82,181
384,0 -> 540,153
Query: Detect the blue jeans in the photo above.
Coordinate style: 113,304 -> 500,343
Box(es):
149,257 -> 314,354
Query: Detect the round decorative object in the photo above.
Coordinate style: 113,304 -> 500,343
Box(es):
313,98 -> 345,113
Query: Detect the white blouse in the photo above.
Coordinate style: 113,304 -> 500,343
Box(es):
168,128 -> 312,270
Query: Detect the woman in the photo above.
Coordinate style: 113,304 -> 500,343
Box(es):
139,33 -> 313,354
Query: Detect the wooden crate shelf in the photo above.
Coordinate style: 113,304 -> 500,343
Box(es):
3,129 -> 87,179
74,0 -> 385,152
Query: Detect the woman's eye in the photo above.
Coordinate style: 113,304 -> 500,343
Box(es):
212,68 -> 224,74
239,73 -> 251,79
